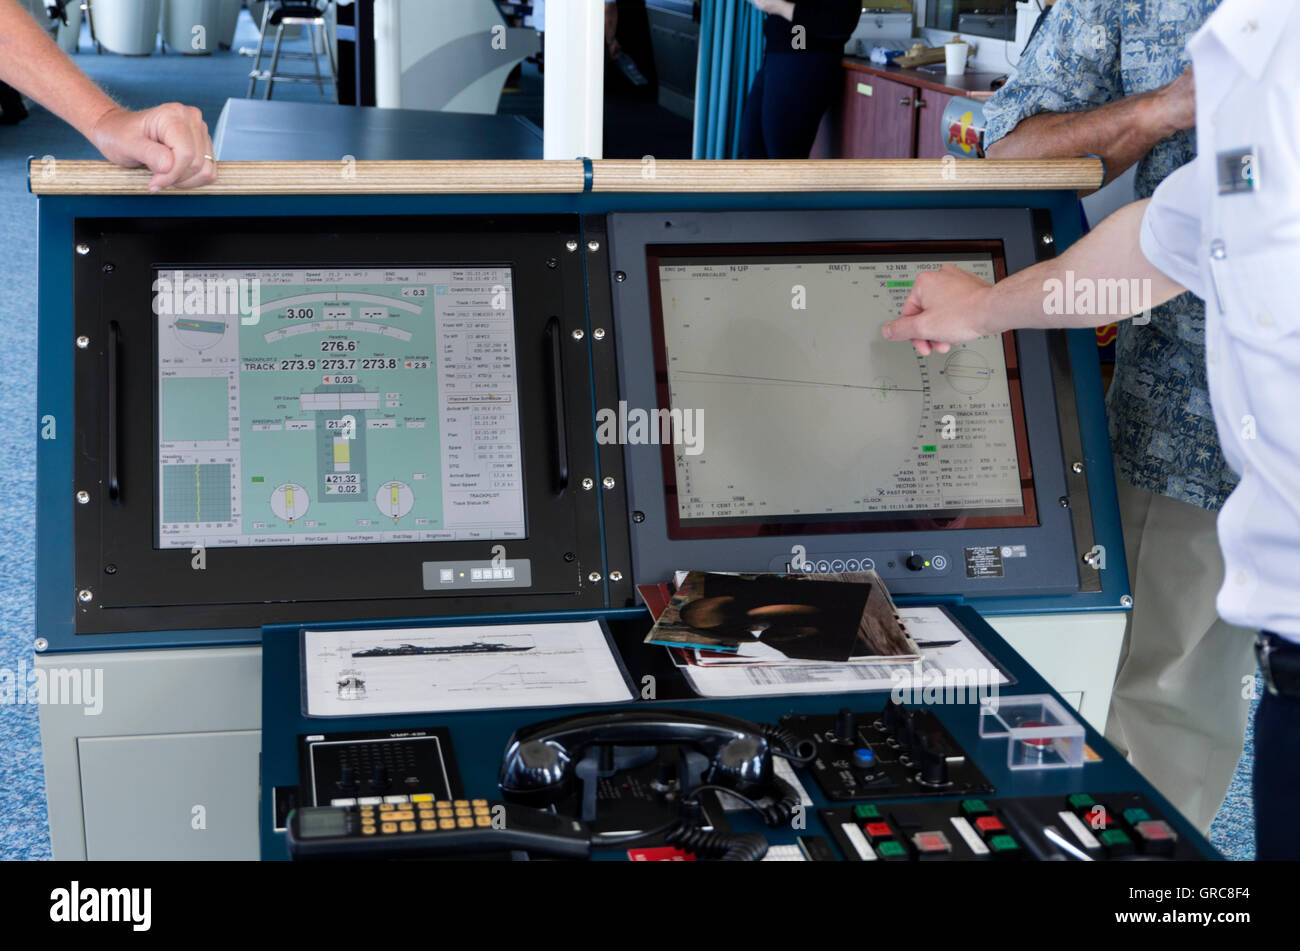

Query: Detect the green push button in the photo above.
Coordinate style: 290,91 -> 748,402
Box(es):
960,799 -> 990,815
988,835 -> 1020,852
1122,808 -> 1151,825
877,840 -> 907,859
1067,793 -> 1095,810
853,804 -> 881,820
1101,829 -> 1131,845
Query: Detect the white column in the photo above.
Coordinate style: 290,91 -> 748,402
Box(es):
374,0 -> 403,108
542,0 -> 604,159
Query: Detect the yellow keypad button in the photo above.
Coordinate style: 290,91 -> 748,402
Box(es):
411,794 -> 434,803
436,803 -> 454,812
379,804 -> 396,812
471,799 -> 488,807
475,816 -> 492,828
473,806 -> 490,817
457,817 -> 474,829
399,821 -> 416,833
453,800 -> 469,809
420,820 -> 438,831
361,826 -> 377,835
381,822 -> 397,834
360,817 -> 376,827
439,819 -> 456,830
390,813 -> 414,823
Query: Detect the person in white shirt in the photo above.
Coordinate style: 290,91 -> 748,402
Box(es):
880,0 -> 1300,859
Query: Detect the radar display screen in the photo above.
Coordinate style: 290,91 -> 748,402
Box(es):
646,242 -> 1036,538
155,266 -> 525,549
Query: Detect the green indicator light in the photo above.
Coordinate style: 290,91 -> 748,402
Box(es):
922,445 -> 937,453
924,561 -> 931,567
251,476 -> 264,483
886,281 -> 914,288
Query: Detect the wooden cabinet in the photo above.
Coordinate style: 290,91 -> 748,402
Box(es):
838,71 -> 917,159
915,88 -> 957,159
811,62 -> 997,160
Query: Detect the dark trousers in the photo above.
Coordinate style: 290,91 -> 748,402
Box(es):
1254,688 -> 1300,859
739,51 -> 841,159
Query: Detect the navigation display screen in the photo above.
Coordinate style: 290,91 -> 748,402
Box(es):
647,242 -> 1036,538
155,266 -> 526,549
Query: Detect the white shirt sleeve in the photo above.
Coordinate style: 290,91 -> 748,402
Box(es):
1139,159 -> 1207,301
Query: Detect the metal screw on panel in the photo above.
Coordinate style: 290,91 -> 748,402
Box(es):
1120,595 -> 1134,608
1041,235 -> 1054,246
572,328 -> 585,341
104,564 -> 117,575
1059,496 -> 1070,508
1071,461 -> 1084,475
588,571 -> 603,583
592,328 -> 606,341
602,476 -> 616,489
565,239 -> 579,252
614,271 -> 627,283
1082,550 -> 1102,569
77,589 -> 93,603
76,335 -> 89,349
34,637 -> 48,652
563,551 -> 576,562
609,570 -> 624,582
102,262 -> 114,273
581,477 -> 594,491
76,490 -> 90,505
76,244 -> 90,256
546,257 -> 558,269
632,511 -> 645,523
587,240 -> 600,252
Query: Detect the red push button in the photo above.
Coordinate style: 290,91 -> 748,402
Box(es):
1133,819 -> 1178,856
864,822 -> 894,840
973,816 -> 1005,837
911,830 -> 953,859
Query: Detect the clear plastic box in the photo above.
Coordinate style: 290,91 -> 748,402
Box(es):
978,694 -> 1085,770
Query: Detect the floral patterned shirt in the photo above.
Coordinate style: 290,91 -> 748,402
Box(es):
983,0 -> 1236,510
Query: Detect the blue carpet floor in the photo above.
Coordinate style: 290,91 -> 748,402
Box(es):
0,12 -> 1257,861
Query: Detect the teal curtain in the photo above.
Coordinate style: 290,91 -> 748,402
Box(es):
692,0 -> 766,159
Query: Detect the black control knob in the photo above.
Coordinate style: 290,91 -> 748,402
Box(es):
370,764 -> 389,792
894,709 -> 917,748
337,765 -> 356,791
833,707 -> 856,745
881,698 -> 904,731
918,740 -> 950,786
905,554 -> 926,572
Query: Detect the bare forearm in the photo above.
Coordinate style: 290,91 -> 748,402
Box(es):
0,0 -> 118,138
978,200 -> 1186,332
987,92 -> 1179,193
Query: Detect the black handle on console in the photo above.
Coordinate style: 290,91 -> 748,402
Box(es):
107,320 -> 122,503
544,317 -> 569,494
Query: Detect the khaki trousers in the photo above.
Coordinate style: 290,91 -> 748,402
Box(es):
1104,476 -> 1256,833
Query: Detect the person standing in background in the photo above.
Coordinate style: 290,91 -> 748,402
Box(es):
738,0 -> 861,159
979,0 -> 1249,834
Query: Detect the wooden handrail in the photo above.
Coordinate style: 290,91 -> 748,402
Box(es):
28,157 -> 1104,196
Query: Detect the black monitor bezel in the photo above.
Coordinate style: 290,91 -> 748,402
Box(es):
72,215 -> 611,634
644,240 -> 1038,540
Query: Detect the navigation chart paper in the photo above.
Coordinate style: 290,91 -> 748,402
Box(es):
303,622 -> 633,716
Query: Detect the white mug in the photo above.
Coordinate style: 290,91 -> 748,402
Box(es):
945,40 -> 970,75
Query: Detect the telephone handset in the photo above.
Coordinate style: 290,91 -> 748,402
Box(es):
499,709 -> 812,858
